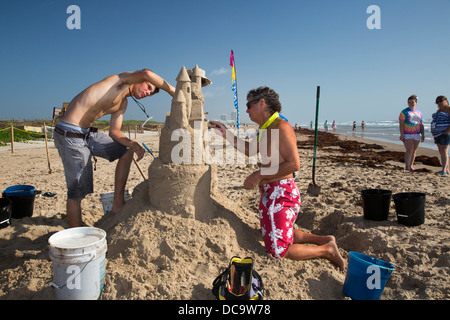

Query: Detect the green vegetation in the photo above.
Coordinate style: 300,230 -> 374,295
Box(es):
0,127 -> 44,144
92,119 -> 161,128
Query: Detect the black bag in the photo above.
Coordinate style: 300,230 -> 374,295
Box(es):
212,256 -> 264,300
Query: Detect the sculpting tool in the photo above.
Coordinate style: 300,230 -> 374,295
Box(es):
142,143 -> 155,157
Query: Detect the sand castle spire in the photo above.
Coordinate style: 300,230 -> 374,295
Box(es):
158,64 -> 209,165
169,89 -> 188,130
175,66 -> 192,119
192,64 -> 202,88
176,65 -> 191,82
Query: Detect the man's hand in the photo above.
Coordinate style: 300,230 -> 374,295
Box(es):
131,141 -> 145,161
244,171 -> 262,189
209,120 -> 227,137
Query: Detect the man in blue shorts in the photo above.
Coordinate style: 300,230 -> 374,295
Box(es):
54,69 -> 175,227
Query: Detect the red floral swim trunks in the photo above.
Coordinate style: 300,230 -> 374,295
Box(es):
258,178 -> 301,259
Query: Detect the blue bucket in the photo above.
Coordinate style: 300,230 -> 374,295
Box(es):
343,251 -> 395,300
3,185 -> 35,197
2,185 -> 36,219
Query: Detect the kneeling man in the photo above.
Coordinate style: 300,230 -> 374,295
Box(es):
210,86 -> 345,271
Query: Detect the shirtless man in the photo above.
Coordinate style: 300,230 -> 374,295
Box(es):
210,86 -> 345,271
54,69 -> 175,228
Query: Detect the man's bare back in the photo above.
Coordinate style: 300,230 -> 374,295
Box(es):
62,70 -> 174,128
62,69 -> 175,160
62,75 -> 129,127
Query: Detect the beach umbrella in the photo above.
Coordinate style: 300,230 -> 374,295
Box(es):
307,86 -> 321,196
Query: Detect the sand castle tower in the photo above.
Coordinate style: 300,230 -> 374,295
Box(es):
147,65 -> 215,220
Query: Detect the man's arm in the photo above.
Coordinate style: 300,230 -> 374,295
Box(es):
209,120 -> 259,157
119,69 -> 175,97
109,99 -> 145,161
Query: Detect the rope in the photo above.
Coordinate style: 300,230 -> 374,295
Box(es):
11,127 -> 49,136
0,126 -> 51,135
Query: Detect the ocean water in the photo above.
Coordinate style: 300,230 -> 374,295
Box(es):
299,120 -> 438,151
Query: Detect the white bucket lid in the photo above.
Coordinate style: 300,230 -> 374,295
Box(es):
48,227 -> 107,260
100,192 -> 114,200
100,189 -> 131,201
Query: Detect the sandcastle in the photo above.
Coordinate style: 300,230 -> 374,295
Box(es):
147,65 -> 216,220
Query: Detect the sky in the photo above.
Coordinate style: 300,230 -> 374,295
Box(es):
1,0 -> 449,125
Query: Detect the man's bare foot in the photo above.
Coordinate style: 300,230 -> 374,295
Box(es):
324,241 -> 346,271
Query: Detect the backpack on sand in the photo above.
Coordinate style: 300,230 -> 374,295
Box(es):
212,256 -> 264,300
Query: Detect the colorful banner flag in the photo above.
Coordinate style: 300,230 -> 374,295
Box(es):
230,52 -> 236,81
230,50 -> 240,130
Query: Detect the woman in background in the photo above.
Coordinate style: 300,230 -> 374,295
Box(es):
431,96 -> 450,176
398,94 -> 424,172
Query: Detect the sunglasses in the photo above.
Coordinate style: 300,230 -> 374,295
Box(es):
436,98 -> 447,103
246,98 -> 261,109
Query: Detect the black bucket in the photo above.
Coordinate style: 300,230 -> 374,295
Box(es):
361,189 -> 392,221
393,192 -> 425,226
0,198 -> 12,229
2,185 -> 36,219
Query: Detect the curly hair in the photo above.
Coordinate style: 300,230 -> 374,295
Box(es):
408,94 -> 418,102
435,95 -> 447,104
247,86 -> 281,114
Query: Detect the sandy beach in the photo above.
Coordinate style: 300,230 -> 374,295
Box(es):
0,128 -> 448,300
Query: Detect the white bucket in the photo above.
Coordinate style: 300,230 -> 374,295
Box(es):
48,227 -> 107,300
100,189 -> 132,214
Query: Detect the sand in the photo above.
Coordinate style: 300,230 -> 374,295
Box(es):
0,129 -> 448,300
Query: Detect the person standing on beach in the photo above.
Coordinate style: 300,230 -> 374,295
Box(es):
398,94 -> 425,172
352,121 -> 356,131
54,69 -> 175,227
431,95 -> 450,176
210,86 -> 345,271
332,120 -> 337,132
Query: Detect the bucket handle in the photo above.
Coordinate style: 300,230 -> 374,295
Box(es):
397,206 -> 422,219
50,252 -> 96,290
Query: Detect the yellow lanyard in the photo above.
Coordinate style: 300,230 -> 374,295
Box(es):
257,112 -> 279,143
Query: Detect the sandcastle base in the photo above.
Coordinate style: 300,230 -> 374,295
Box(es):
147,157 -> 215,220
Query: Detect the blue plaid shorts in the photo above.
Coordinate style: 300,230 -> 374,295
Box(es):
54,121 -> 128,200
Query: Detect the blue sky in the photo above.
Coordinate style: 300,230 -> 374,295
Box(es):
1,0 -> 449,125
